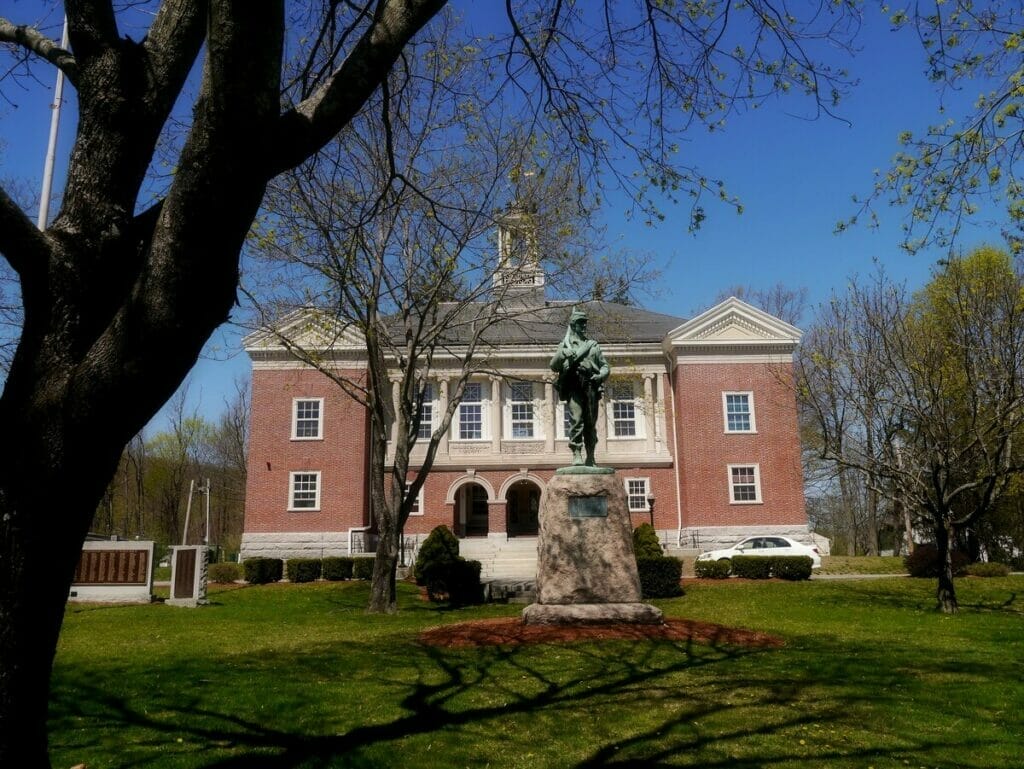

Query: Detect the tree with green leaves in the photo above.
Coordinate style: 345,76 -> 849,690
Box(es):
801,247 -> 1024,612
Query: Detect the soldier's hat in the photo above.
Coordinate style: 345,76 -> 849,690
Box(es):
569,306 -> 588,323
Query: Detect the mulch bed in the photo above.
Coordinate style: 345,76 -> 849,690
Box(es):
419,616 -> 784,649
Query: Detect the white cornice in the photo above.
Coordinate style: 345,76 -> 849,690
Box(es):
662,297 -> 801,363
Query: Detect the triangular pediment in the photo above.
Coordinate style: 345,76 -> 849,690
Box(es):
664,297 -> 801,351
244,308 -> 366,355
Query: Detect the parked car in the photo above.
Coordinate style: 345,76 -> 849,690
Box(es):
696,536 -> 822,569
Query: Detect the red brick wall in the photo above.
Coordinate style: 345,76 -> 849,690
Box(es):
673,361 -> 806,527
244,368 -> 369,533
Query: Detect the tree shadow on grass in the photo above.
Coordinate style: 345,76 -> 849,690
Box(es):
48,616 -> 1007,769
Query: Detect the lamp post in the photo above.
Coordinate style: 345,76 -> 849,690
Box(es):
646,492 -> 656,529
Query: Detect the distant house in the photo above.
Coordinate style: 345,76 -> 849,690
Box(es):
241,231 -> 810,577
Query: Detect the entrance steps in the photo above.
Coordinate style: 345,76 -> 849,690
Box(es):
458,536 -> 539,581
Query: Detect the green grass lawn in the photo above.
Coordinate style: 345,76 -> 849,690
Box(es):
50,577 -> 1024,769
818,555 -> 908,575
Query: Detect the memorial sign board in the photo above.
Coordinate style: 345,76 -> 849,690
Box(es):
69,540 -> 154,603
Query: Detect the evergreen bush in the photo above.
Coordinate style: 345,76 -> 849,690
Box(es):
413,525 -> 461,586
694,559 -> 731,579
286,558 -> 322,583
322,557 -> 354,581
636,557 -> 683,598
243,557 -> 283,584
352,557 -> 375,580
904,544 -> 970,578
632,523 -> 663,559
964,561 -> 1011,577
207,562 -> 242,583
445,558 -> 485,606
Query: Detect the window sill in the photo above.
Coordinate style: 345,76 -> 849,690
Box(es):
729,500 -> 763,505
290,436 -> 325,442
287,507 -> 321,512
724,430 -> 758,435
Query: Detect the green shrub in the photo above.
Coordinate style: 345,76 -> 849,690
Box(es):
730,555 -> 773,579
413,525 -> 461,586
636,557 -> 683,598
322,557 -> 354,581
694,559 -> 731,579
243,558 -> 283,585
286,558 -> 322,583
772,556 -> 813,581
904,544 -> 970,578
965,561 -> 1011,577
207,562 -> 242,583
352,557 -> 375,580
632,523 -> 663,559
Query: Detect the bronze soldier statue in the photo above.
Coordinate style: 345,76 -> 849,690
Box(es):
550,307 -> 610,466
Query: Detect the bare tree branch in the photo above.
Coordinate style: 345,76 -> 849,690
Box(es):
0,16 -> 78,83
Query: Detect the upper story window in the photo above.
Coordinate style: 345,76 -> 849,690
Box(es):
416,383 -> 434,440
292,398 -> 324,440
289,471 -> 321,511
728,464 -> 761,504
508,381 -> 536,439
457,382 -> 486,440
723,392 -> 756,433
608,381 -> 642,438
406,481 -> 424,516
625,477 -> 650,512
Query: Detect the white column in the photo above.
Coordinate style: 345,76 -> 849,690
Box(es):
490,376 -> 502,452
654,371 -> 665,451
644,374 -> 656,453
389,378 -> 400,450
438,378 -> 450,457
544,380 -> 556,454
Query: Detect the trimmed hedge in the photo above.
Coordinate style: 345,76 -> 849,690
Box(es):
731,555 -> 773,579
773,556 -> 813,581
694,559 -> 732,579
286,558 -> 322,583
965,561 -> 1011,577
322,557 -> 354,581
636,557 -> 683,598
729,555 -> 813,580
208,562 -> 242,583
243,557 -> 283,585
632,524 -> 664,559
445,558 -> 485,607
904,544 -> 970,578
352,557 -> 375,580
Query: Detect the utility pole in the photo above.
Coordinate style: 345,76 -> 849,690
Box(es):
38,16 -> 69,230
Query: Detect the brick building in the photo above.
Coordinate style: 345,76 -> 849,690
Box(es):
241,263 -> 812,577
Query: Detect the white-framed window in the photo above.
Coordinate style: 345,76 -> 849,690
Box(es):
292,398 -> 324,440
406,482 -> 424,516
728,464 -> 761,504
289,471 -> 321,511
608,380 -> 643,438
507,381 -> 537,439
723,392 -> 756,433
456,381 -> 488,440
625,477 -> 650,512
416,383 -> 434,440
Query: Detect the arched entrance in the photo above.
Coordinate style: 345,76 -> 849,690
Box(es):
454,483 -> 489,537
506,479 -> 540,537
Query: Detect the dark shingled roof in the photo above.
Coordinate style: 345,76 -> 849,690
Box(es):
395,300 -> 687,346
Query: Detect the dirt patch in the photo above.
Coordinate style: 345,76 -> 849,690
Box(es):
419,616 -> 784,649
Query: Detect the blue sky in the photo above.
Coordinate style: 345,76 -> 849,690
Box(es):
0,2 -> 1009,432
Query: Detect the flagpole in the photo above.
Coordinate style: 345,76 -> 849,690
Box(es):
37,16 -> 69,231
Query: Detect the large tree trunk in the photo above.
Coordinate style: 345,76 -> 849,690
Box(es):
935,522 -> 959,614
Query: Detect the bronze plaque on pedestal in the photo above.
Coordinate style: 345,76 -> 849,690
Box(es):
568,495 -> 608,518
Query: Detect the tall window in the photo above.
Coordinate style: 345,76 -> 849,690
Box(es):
289,472 -> 321,510
509,382 -> 535,438
458,382 -> 484,440
406,482 -> 423,515
728,465 -> 761,503
625,478 -> 650,512
416,383 -> 434,440
723,392 -> 755,433
609,381 -> 638,437
292,398 -> 323,439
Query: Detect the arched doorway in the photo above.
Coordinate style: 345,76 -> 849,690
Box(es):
454,483 -> 489,537
506,479 -> 540,537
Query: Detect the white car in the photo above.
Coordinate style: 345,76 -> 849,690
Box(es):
696,536 -> 822,569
